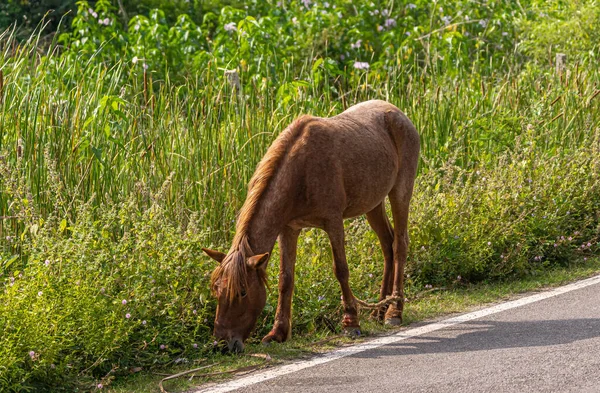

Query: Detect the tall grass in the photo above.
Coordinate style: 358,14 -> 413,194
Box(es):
2,29 -> 599,238
1,24 -> 599,392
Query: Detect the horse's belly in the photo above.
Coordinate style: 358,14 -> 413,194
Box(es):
341,152 -> 398,217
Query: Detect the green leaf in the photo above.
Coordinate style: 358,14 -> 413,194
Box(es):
312,58 -> 323,73
59,219 -> 67,232
292,80 -> 310,88
83,117 -> 95,130
91,146 -> 105,166
3,255 -> 18,270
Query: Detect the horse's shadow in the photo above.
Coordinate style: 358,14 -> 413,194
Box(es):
352,318 -> 600,358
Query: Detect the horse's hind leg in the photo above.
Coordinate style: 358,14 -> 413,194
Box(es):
366,202 -> 394,321
385,160 -> 418,326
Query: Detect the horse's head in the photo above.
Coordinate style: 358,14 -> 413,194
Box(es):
203,247 -> 270,353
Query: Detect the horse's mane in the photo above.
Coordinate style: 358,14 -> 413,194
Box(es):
210,115 -> 313,301
210,235 -> 262,302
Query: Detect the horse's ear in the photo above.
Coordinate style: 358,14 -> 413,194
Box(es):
202,248 -> 226,263
247,253 -> 270,270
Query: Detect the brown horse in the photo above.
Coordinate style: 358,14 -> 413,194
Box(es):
203,100 -> 420,352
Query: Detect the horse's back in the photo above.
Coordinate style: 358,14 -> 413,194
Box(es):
291,100 -> 417,218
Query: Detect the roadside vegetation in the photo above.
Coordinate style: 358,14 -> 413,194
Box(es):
0,0 -> 599,391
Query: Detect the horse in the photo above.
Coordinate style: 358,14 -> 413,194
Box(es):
203,100 -> 420,353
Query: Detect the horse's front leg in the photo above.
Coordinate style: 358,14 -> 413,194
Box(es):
262,226 -> 300,344
325,219 -> 361,335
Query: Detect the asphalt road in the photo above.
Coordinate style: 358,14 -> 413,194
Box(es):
197,275 -> 600,393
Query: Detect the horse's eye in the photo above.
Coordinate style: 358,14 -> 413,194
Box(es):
240,290 -> 247,298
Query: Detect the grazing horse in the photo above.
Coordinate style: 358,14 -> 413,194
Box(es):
203,100 -> 420,353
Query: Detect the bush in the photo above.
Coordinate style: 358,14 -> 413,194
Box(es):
517,0 -> 600,65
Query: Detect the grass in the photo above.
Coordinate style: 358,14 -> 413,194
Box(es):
108,256 -> 600,393
1,27 -> 599,237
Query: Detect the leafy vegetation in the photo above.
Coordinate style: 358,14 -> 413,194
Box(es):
1,0 -> 599,391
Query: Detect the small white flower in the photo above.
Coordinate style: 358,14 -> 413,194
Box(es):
353,61 -> 370,70
132,56 -> 138,64
224,22 -> 237,32
407,3 -> 417,9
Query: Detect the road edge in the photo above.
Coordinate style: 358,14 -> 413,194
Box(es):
192,273 -> 600,393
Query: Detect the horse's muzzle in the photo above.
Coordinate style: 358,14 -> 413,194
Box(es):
227,338 -> 245,353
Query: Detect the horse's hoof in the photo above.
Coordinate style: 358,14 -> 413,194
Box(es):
261,336 -> 276,346
384,317 -> 402,326
261,332 -> 285,345
343,327 -> 361,337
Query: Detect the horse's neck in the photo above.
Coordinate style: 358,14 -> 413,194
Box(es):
242,183 -> 290,256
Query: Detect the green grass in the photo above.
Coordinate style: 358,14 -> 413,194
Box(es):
108,256 -> 600,393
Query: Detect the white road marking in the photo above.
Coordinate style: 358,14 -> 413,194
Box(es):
193,273 -> 600,393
